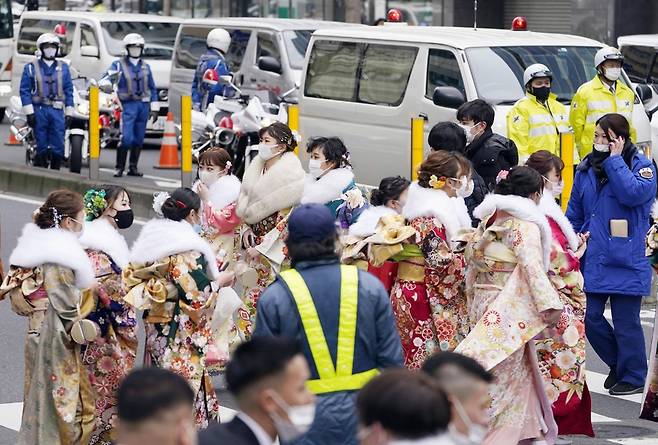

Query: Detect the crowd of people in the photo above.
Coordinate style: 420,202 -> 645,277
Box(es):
4,40 -> 658,445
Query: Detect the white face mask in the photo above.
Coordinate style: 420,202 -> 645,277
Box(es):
450,176 -> 472,198
449,398 -> 488,445
459,123 -> 477,144
604,67 -> 621,82
199,170 -> 221,187
258,143 -> 280,161
43,47 -> 57,60
269,392 -> 316,442
593,143 -> 610,153
308,158 -> 328,179
127,46 -> 142,58
69,218 -> 85,239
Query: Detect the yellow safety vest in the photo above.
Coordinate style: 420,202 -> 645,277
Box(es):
507,92 -> 570,161
570,76 -> 637,159
280,265 -> 378,394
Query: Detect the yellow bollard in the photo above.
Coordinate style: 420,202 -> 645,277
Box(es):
288,104 -> 300,155
560,131 -> 575,212
88,85 -> 100,181
410,117 -> 425,180
181,95 -> 193,188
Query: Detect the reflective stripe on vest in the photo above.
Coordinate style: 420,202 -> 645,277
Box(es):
31,61 -> 64,107
280,265 -> 378,394
119,58 -> 150,101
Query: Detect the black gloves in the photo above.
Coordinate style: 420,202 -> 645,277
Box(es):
149,110 -> 159,124
26,113 -> 35,128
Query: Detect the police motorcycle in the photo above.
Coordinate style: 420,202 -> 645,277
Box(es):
6,96 -> 38,166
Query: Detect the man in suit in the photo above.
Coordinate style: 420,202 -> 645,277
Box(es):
199,337 -> 315,445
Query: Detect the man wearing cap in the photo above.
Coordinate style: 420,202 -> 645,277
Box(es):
253,203 -> 403,445
571,47 -> 636,159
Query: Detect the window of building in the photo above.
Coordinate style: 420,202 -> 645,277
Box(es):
426,49 -> 465,101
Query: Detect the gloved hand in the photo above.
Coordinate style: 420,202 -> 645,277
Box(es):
26,113 -> 35,128
193,103 -> 200,112
65,115 -> 72,128
149,110 -> 159,124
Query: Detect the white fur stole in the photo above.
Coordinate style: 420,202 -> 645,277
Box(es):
348,205 -> 397,237
301,168 -> 355,205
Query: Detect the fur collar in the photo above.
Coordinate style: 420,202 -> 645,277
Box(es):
402,182 -> 472,246
538,193 -> 580,251
452,197 -> 473,229
130,218 -> 219,279
9,223 -> 95,288
237,152 -> 305,224
652,199 -> 658,221
474,194 -> 552,269
206,174 -> 241,210
79,218 -> 130,268
301,168 -> 355,205
348,205 -> 397,237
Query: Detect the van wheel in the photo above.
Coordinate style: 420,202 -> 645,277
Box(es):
69,134 -> 83,174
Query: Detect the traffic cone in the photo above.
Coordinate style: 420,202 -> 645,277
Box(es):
5,130 -> 21,146
154,112 -> 180,169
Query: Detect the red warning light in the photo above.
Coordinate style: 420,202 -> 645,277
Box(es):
511,16 -> 527,31
387,8 -> 403,23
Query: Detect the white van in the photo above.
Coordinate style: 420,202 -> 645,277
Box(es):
300,26 -> 653,185
12,11 -> 181,133
169,18 -> 361,123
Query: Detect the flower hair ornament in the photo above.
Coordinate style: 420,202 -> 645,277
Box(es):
223,161 -> 232,175
152,191 -> 170,217
496,169 -> 509,184
428,175 -> 447,190
51,206 -> 63,228
83,189 -> 108,221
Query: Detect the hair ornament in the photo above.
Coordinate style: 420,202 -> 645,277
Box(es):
51,206 -> 63,228
223,161 -> 232,174
428,175 -> 446,190
83,189 -> 108,221
152,192 -> 170,217
496,170 -> 509,184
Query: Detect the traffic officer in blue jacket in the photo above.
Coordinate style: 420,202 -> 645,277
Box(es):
567,113 -> 656,396
191,28 -> 232,112
254,203 -> 403,445
100,33 -> 157,177
20,32 -> 73,170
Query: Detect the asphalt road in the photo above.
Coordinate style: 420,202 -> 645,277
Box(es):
1,121 -> 658,444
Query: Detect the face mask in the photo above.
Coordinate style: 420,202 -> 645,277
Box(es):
127,46 -> 142,58
199,170 -> 221,187
593,143 -> 610,153
459,123 -> 481,144
544,178 -> 564,197
113,209 -> 134,229
258,143 -> 280,161
449,398 -> 488,445
604,67 -> 621,82
450,176 -> 472,198
42,47 -> 57,60
308,158 -> 328,179
69,218 -> 85,238
269,392 -> 316,442
462,179 -> 475,198
531,86 -> 551,102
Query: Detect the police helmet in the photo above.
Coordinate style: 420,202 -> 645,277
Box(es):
523,63 -> 553,86
594,47 -> 624,68
36,33 -> 60,51
123,33 -> 145,48
207,28 -> 231,53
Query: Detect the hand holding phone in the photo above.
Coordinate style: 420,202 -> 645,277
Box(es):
608,129 -> 624,156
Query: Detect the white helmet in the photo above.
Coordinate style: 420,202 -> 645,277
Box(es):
523,63 -> 552,86
207,28 -> 231,53
36,33 -> 60,49
594,47 -> 623,68
123,33 -> 145,48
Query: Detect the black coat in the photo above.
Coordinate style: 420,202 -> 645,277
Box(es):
198,417 -> 260,445
466,129 -> 519,190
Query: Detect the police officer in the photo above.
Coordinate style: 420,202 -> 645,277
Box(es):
191,28 -> 232,112
100,33 -> 157,177
570,47 -> 637,160
254,203 -> 403,445
20,33 -> 74,170
507,63 -> 570,162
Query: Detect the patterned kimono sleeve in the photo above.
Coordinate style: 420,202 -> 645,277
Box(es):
171,254 -> 219,326
508,221 -> 563,314
413,217 -> 463,273
204,201 -> 241,235
43,265 -> 85,329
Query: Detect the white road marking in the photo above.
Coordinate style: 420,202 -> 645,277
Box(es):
609,439 -> 658,444
99,168 -> 181,186
604,309 -> 655,328
586,370 -> 644,404
591,412 -> 620,423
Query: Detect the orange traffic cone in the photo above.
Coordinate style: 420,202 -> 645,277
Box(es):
5,130 -> 21,146
154,112 -> 180,169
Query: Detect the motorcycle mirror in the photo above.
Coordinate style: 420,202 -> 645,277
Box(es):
88,78 -> 98,87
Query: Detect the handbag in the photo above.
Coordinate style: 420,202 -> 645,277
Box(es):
70,302 -> 100,345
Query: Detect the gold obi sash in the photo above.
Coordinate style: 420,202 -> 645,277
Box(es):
392,244 -> 425,283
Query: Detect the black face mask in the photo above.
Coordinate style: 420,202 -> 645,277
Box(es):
113,209 -> 134,229
531,86 -> 551,102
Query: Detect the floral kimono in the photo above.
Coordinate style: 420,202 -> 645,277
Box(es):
123,218 -> 223,428
78,218 -> 138,444
387,183 -> 472,369
642,200 -> 658,421
0,223 -> 97,445
536,193 -> 593,437
455,194 -> 564,445
301,168 -> 368,229
236,151 -> 305,331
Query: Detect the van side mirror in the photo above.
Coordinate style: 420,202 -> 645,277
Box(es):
637,84 -> 653,104
432,86 -> 466,109
80,45 -> 100,58
258,56 -> 282,75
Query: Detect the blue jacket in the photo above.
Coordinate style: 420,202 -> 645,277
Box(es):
191,48 -> 231,109
566,146 -> 656,296
103,57 -> 157,104
20,59 -> 73,114
254,258 -> 403,445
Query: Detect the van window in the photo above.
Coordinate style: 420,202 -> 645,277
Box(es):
621,45 -> 657,84
305,40 -> 360,101
225,29 -> 251,72
257,33 -> 280,65
18,19 -> 76,56
80,23 -> 98,48
426,49 -> 465,100
0,0 -> 12,39
173,26 -> 250,72
100,21 -> 179,60
283,30 -> 312,70
359,44 -> 418,106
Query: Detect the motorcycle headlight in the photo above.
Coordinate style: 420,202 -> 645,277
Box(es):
637,141 -> 652,159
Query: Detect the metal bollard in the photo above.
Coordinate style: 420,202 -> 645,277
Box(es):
560,131 -> 575,212
88,85 -> 100,181
410,117 -> 424,180
181,95 -> 193,188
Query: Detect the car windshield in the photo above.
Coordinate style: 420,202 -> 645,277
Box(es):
465,46 -> 600,105
101,21 -> 180,59
283,30 -> 312,70
621,45 -> 658,87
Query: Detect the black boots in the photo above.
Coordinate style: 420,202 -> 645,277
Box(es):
49,155 -> 61,170
115,147 -> 129,177
127,146 -> 143,177
33,152 -> 48,168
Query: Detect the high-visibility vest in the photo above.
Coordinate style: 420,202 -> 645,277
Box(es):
570,76 -> 636,159
118,58 -> 151,102
30,60 -> 64,108
280,265 -> 378,395
507,92 -> 570,161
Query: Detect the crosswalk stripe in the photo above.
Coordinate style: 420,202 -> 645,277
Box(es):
609,439 -> 658,444
586,370 -> 643,404
604,309 -> 655,327
591,412 -> 620,423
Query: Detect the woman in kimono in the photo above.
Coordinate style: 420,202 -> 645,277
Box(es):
301,136 -> 367,228
78,185 -> 138,444
526,151 -> 594,439
1,189 -> 97,444
122,187 -> 234,427
236,122 -> 305,330
456,166 -> 564,445
389,151 -> 473,369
